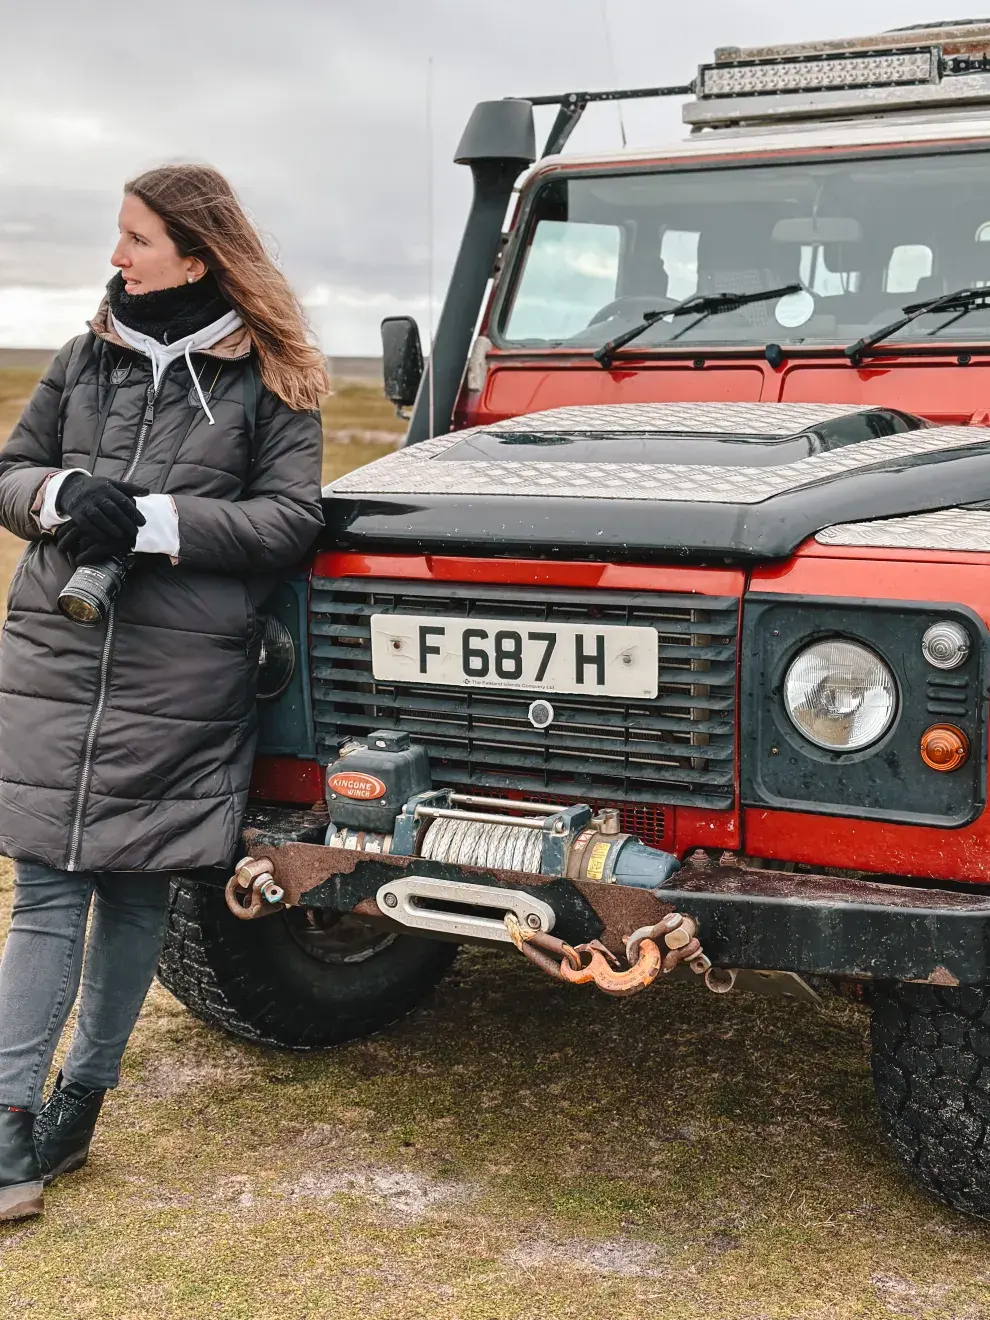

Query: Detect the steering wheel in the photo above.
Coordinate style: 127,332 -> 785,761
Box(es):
586,295 -> 678,327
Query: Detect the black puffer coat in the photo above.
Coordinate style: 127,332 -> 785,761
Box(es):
0,303 -> 323,872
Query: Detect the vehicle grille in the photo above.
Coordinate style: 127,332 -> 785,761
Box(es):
310,578 -> 739,810
482,790 -> 668,847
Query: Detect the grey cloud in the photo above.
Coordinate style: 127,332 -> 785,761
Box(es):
0,186 -> 113,287
3,0 -> 990,349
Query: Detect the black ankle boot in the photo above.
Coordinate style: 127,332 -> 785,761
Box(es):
33,1073 -> 106,1185
0,1107 -> 43,1220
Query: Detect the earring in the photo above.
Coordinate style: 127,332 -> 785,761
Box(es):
187,275 -> 195,284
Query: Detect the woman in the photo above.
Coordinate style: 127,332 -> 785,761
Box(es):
0,165 -> 327,1220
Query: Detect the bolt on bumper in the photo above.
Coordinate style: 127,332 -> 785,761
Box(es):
233,815 -> 990,986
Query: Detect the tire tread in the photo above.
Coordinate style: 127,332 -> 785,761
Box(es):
158,881 -> 457,1051
871,981 -> 990,1217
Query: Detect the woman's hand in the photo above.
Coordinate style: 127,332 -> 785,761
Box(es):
55,474 -> 148,560
55,475 -> 149,563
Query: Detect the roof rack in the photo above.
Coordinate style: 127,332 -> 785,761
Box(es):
690,23 -> 990,128
520,85 -> 694,157
886,19 -> 990,33
521,24 -> 990,152
715,19 -> 990,63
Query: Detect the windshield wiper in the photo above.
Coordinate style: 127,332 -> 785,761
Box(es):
845,287 -> 990,363
594,284 -> 802,368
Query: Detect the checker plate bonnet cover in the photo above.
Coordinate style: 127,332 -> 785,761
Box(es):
323,402 -> 990,560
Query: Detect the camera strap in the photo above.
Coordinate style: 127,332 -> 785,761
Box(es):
56,331 -> 97,450
242,355 -> 259,445
87,370 -> 121,474
56,334 -> 128,477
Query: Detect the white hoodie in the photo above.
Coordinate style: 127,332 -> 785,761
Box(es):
40,308 -> 245,558
110,308 -> 244,425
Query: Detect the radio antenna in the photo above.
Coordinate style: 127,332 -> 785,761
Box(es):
426,54 -> 436,438
599,0 -> 628,147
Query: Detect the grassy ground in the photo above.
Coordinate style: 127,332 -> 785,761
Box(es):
0,370 -> 989,1318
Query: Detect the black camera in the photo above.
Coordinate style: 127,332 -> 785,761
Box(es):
57,554 -> 132,626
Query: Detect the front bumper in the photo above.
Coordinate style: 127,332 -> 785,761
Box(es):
232,807 -> 990,986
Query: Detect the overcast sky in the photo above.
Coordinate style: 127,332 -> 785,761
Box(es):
3,0 -> 990,353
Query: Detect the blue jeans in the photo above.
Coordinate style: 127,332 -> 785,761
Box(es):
0,862 -> 170,1112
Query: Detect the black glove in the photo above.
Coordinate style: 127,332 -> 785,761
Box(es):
56,525 -> 135,567
55,472 -> 147,554
55,474 -> 147,559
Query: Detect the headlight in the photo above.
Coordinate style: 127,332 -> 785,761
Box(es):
257,614 -> 295,700
784,639 -> 897,751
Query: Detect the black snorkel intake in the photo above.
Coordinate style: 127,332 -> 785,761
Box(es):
397,100 -> 536,446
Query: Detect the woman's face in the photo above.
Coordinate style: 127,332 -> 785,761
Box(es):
111,193 -> 205,294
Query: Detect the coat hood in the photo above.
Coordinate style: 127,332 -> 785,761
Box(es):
89,296 -> 253,362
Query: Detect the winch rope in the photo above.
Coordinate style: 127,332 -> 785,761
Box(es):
420,817 -> 543,874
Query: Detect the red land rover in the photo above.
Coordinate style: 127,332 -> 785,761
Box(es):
161,21 -> 990,1217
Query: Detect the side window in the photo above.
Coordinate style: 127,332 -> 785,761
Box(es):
885,244 -> 934,293
660,229 -> 700,300
504,221 -> 620,341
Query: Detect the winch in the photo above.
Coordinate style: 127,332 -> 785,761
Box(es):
230,730 -> 712,996
324,730 -> 682,891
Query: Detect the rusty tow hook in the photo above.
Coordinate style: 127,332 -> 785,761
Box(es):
559,937 -> 664,997
224,856 -> 285,920
504,910 -> 715,998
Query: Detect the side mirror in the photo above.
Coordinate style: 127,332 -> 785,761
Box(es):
381,316 -> 424,412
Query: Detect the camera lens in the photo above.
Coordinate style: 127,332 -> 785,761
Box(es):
59,592 -> 103,625
57,556 -> 131,626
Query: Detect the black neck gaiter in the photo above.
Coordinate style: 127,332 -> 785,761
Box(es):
106,270 -> 232,344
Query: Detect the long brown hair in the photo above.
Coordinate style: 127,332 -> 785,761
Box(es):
125,164 -> 330,410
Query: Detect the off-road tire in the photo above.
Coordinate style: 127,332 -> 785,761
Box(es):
870,981 -> 990,1217
157,881 -> 457,1050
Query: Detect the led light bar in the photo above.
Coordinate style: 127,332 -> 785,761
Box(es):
698,47 -> 939,100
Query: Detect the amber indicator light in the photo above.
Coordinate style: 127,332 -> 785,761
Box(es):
919,724 -> 969,772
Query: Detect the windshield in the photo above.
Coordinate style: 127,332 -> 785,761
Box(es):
498,151 -> 990,351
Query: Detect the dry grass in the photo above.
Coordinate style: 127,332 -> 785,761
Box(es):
2,862 -> 990,1320
0,371 -> 34,615
1,369 -> 990,1317
322,380 -> 405,443
0,368 -> 42,447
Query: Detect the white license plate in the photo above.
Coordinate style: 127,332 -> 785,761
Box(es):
370,614 -> 659,699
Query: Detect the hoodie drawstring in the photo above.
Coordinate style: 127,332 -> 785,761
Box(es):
184,343 -> 216,426
110,307 -> 242,427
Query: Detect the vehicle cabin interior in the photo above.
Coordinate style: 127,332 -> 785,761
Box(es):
500,151 -> 990,349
